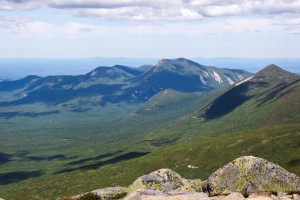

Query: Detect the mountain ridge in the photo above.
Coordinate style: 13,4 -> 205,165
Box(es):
201,64 -> 300,120
0,58 -> 252,107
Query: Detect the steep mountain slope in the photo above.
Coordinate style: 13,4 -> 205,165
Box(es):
143,64 -> 300,142
202,64 -> 300,119
137,65 -> 153,72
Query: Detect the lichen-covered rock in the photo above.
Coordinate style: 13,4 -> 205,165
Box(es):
203,156 -> 300,196
128,169 -> 202,193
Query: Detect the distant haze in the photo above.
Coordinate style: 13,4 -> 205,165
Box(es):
0,57 -> 299,81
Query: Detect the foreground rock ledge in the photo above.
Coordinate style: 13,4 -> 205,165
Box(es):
58,156 -> 300,200
203,156 -> 300,196
123,190 -> 300,200
123,190 -> 246,200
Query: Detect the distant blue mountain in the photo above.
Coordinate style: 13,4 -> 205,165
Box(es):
0,58 -> 252,106
0,58 -> 158,80
0,57 -> 299,81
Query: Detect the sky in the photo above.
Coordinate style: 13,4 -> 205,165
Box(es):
0,0 -> 300,58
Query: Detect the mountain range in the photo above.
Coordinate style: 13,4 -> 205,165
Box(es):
0,57 -> 299,81
0,58 -> 299,200
0,58 -> 251,108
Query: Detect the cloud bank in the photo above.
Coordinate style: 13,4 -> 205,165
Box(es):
1,0 -> 299,58
1,0 -> 300,22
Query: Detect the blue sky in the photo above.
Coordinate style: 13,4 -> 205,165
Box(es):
0,0 -> 299,58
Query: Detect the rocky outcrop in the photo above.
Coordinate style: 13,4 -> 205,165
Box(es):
128,169 -> 202,193
203,156 -> 300,196
123,190 -> 300,200
59,156 -> 300,200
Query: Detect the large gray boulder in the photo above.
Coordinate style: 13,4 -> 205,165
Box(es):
128,169 -> 202,193
203,156 -> 300,196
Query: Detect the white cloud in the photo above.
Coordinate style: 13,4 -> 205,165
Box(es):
51,0 -> 300,22
0,0 -> 43,10
1,13 -> 299,40
0,0 -> 299,50
48,0 -> 182,9
1,9 -> 299,58
0,15 -> 91,38
0,14 -> 34,35
0,0 -> 300,22
201,4 -> 242,16
69,6 -> 203,22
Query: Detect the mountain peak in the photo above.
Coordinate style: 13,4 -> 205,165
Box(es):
260,64 -> 284,73
256,64 -> 287,75
154,58 -> 205,72
156,58 -> 176,65
265,64 -> 280,69
253,64 -> 298,82
175,57 -> 189,62
156,58 -> 200,65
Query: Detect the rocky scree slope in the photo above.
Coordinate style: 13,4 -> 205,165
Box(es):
59,156 -> 300,200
